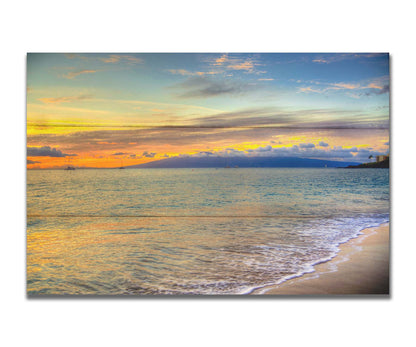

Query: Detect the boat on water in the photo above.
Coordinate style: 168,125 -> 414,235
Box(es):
64,166 -> 75,170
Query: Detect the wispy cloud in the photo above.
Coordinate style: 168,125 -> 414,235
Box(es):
227,60 -> 255,72
361,84 -> 390,96
329,82 -> 361,90
62,70 -> 97,79
100,54 -> 143,64
187,106 -> 388,129
38,94 -> 92,104
169,69 -> 200,76
212,54 -> 229,66
169,54 -> 263,78
174,76 -> 259,99
299,82 -> 361,93
64,53 -> 90,61
298,76 -> 390,97
64,53 -> 143,65
168,69 -> 218,76
209,54 -> 259,73
298,86 -> 322,93
312,53 -> 386,64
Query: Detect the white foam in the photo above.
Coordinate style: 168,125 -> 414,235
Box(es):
242,218 -> 389,295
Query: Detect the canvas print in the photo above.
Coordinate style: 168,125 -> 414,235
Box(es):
27,53 -> 390,295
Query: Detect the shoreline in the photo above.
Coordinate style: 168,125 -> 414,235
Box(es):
253,222 -> 390,295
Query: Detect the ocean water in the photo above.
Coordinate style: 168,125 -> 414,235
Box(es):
27,168 -> 389,295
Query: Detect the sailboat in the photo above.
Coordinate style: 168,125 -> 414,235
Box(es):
119,158 -> 125,169
64,156 -> 75,170
224,157 -> 230,168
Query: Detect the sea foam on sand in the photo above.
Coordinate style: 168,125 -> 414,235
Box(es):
254,223 -> 390,295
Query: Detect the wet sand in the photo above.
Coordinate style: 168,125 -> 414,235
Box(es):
256,223 -> 390,295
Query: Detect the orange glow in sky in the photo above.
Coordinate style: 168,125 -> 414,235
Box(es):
27,53 -> 390,169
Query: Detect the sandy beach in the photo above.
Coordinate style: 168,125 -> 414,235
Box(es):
255,223 -> 390,295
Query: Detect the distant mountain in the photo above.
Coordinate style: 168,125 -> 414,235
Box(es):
125,156 -> 361,169
346,158 -> 389,169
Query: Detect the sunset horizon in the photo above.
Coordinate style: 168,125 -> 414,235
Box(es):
27,53 -> 390,296
27,53 -> 389,169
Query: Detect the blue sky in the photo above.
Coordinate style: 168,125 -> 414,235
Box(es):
27,53 -> 389,168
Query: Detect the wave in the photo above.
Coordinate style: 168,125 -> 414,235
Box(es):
247,216 -> 389,295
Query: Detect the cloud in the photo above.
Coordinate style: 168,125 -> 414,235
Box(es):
28,125 -> 389,159
62,70 -> 97,79
258,78 -> 274,81
360,76 -> 390,96
329,82 -> 361,90
298,86 -> 322,93
318,141 -> 329,147
312,53 -> 386,64
188,106 -> 389,129
267,144 -> 383,162
27,159 -> 40,164
298,76 -> 389,97
227,61 -> 254,72
212,54 -> 229,66
168,69 -> 218,76
27,146 -> 77,157
64,54 -> 90,61
207,54 -> 261,74
362,84 -> 390,96
255,145 -> 272,152
65,53 -> 143,65
38,94 -> 92,104
100,55 -> 143,64
194,151 -> 215,157
169,69 -> 199,76
299,143 -> 315,149
166,54 -> 264,80
299,82 -> 361,94
112,152 -> 128,156
274,144 -> 376,161
312,58 -> 330,64
142,151 -> 156,158
174,76 -> 258,99
184,143 -> 387,163
384,141 -> 389,145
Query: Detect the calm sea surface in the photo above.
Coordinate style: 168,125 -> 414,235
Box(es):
27,168 -> 389,295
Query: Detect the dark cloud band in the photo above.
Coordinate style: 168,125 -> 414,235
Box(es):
27,146 -> 77,157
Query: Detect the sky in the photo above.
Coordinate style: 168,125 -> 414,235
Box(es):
27,53 -> 390,168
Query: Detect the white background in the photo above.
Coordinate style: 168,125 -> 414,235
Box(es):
1,1 -> 415,346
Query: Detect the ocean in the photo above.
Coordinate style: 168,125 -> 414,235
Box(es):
27,168 -> 389,295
